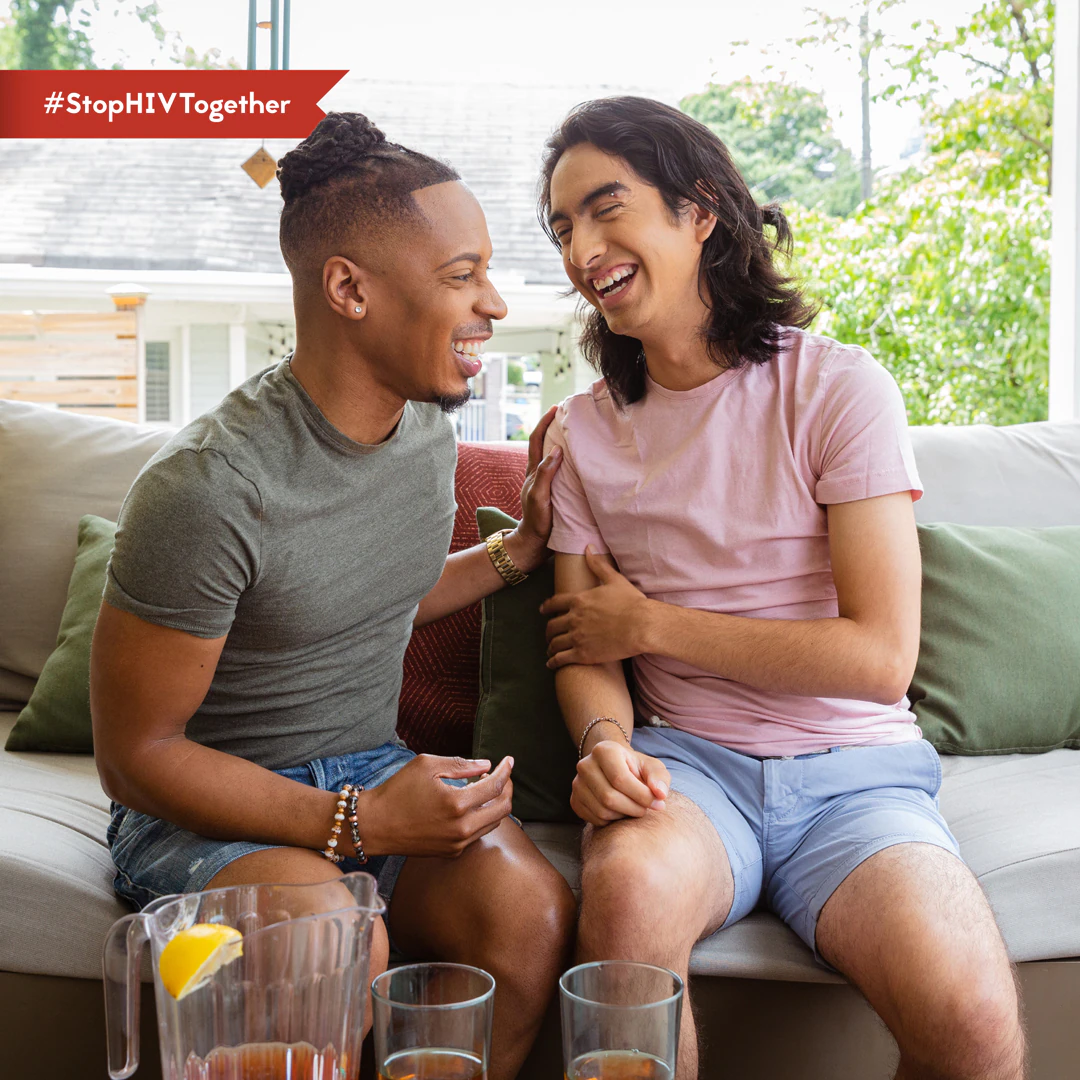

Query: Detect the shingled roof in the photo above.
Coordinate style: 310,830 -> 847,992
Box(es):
0,78 -> 673,286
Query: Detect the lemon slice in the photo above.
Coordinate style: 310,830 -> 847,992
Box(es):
158,923 -> 243,999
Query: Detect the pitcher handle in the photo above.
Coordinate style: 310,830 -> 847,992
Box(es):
103,912 -> 149,1079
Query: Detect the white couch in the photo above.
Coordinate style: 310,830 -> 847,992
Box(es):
1,400 -> 1079,1078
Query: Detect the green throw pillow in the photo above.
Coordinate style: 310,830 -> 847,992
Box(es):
5,514 -> 115,753
473,507 -> 579,822
910,523 -> 1080,755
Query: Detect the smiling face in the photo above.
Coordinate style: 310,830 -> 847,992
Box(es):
357,180 -> 507,410
547,142 -> 715,344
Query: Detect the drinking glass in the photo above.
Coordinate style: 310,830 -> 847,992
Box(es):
371,962 -> 495,1079
560,960 -> 684,1080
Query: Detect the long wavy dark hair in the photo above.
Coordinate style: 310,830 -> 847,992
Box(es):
538,96 -> 818,406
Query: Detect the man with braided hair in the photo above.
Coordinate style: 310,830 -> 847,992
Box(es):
91,112 -> 575,1074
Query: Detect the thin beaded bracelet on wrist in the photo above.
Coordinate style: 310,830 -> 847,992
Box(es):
347,787 -> 367,865
577,716 -> 631,759
322,783 -> 368,865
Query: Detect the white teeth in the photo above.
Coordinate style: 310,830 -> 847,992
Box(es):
455,339 -> 483,356
594,267 -> 636,292
453,340 -> 463,351
605,281 -> 628,298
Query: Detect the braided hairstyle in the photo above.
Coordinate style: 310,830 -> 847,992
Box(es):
538,96 -> 818,407
277,112 -> 459,272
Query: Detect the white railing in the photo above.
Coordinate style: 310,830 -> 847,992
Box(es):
455,398 -> 487,442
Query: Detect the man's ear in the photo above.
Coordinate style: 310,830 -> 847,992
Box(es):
690,181 -> 719,244
322,255 -> 369,321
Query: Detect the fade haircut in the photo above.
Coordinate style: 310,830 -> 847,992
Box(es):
538,96 -> 818,407
277,111 -> 459,273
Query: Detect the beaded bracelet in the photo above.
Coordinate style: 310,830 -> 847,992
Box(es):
322,784 -> 367,865
347,787 -> 367,865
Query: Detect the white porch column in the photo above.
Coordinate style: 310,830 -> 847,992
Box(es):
484,353 -> 507,441
179,323 -> 192,425
228,322 -> 247,389
1049,0 -> 1080,421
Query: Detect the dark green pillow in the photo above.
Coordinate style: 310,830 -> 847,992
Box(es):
5,515 -> 115,753
910,523 -> 1080,755
473,507 -> 579,822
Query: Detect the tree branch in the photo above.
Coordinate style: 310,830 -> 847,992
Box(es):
956,50 -> 1011,79
999,118 -> 1051,158
1009,0 -> 1042,85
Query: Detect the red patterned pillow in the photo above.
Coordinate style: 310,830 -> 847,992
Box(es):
397,443 -> 528,756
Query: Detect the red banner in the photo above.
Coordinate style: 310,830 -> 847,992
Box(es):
0,69 -> 348,138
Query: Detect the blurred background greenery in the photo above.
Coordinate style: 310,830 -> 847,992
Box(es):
683,0 -> 1053,426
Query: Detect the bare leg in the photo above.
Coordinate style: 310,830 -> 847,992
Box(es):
205,847 -> 391,1040
575,794 -> 735,1080
389,820 -> 577,1080
816,843 -> 1025,1080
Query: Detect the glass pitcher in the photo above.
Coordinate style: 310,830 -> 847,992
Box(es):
103,871 -> 385,1080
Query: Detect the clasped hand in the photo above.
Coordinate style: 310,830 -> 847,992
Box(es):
361,753 -> 514,858
541,546 -> 653,668
571,738 -> 671,827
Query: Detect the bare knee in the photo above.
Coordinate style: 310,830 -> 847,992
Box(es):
901,968 -> 1024,1080
452,827 -> 577,997
579,812 -> 729,959
204,846 -> 360,917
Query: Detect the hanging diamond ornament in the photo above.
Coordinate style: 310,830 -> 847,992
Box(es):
242,146 -> 278,189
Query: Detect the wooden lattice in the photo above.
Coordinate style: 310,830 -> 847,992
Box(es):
0,310 -> 140,421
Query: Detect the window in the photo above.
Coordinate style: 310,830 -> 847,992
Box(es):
145,341 -> 170,423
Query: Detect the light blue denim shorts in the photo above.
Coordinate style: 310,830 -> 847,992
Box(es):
107,739 -> 432,911
631,727 -> 961,965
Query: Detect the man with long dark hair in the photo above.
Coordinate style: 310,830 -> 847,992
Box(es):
538,97 -> 1023,1080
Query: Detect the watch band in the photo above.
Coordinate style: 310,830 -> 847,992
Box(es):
485,527 -> 528,587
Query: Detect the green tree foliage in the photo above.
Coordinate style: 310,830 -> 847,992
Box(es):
710,0 -> 1055,426
682,79 -> 863,217
1,1 -> 95,69
888,0 -> 1053,191
790,148 -> 1050,426
0,0 -> 237,69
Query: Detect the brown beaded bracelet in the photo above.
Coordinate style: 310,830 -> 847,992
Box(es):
347,787 -> 367,865
322,784 -> 369,866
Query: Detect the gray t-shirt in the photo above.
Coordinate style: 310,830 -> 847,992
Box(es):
104,360 -> 457,770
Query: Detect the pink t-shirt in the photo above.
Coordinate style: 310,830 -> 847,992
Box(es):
544,329 -> 924,757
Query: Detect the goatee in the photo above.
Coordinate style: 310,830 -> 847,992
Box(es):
434,388 -> 472,414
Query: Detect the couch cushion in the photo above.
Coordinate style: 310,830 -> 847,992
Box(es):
938,749 -> 1080,963
6,516 -> 117,754
910,523 -> 1080,754
398,443 -> 527,756
0,402 -> 173,708
4,709 -> 1078,982
0,713 -> 129,979
909,420 -> 1080,527
474,506 -> 578,823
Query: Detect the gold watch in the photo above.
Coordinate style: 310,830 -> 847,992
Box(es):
485,528 -> 528,586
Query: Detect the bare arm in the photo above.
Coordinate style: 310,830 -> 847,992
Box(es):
544,492 -> 922,705
91,602 -> 514,859
552,553 -> 671,827
414,406 -> 561,627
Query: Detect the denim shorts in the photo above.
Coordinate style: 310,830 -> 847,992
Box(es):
108,740 -> 435,911
631,726 -> 961,966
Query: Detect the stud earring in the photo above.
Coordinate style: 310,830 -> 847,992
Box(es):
354,306 -> 362,314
